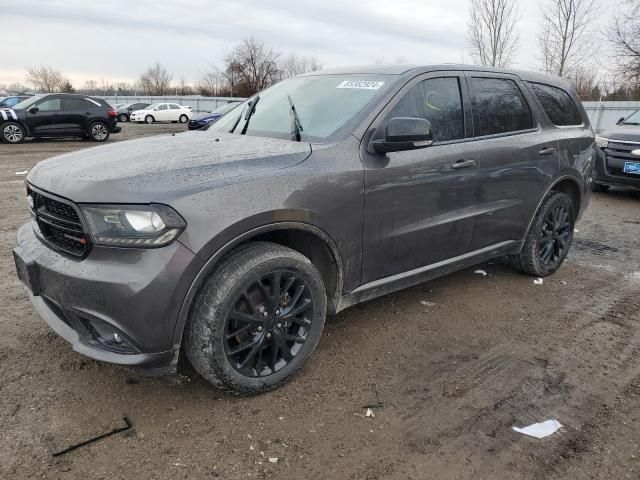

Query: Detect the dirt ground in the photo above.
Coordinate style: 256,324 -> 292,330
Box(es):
1,123 -> 640,480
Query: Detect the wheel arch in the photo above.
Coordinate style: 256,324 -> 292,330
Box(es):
172,221 -> 344,348
1,119 -> 30,136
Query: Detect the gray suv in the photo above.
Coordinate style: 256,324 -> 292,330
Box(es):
14,65 -> 594,394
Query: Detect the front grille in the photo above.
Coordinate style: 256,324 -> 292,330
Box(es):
28,187 -> 90,257
604,141 -> 640,177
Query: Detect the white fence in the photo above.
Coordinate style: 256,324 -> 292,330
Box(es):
98,96 -> 245,113
583,101 -> 640,132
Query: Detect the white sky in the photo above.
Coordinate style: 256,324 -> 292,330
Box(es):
0,0 -> 623,87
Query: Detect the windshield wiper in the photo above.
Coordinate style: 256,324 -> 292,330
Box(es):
240,95 -> 260,134
287,94 -> 304,142
622,122 -> 640,126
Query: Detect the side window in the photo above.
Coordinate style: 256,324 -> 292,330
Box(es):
158,104 -> 168,111
62,99 -> 88,111
527,82 -> 582,126
470,78 -> 533,136
169,104 -> 181,110
385,77 -> 465,143
36,98 -> 61,112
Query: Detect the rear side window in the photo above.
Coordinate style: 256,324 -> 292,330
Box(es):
470,78 -> 533,137
385,77 -> 465,143
62,99 -> 90,111
527,82 -> 582,126
169,104 -> 181,110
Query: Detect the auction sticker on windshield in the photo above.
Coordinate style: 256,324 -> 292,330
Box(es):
337,80 -> 385,90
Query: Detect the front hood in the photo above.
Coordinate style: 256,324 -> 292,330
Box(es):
599,126 -> 640,143
27,131 -> 311,203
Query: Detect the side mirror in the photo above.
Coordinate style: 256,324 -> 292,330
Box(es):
616,117 -> 625,125
372,117 -> 433,154
28,107 -> 39,114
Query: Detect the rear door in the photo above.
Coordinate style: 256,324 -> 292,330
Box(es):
168,103 -> 182,120
466,73 -> 560,250
28,97 -> 61,135
59,98 -> 91,134
361,71 -> 478,282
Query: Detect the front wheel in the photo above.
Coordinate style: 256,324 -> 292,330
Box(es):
184,242 -> 327,395
179,114 -> 188,123
1,122 -> 26,144
509,192 -> 575,277
118,113 -> 128,122
89,122 -> 110,142
145,115 -> 154,124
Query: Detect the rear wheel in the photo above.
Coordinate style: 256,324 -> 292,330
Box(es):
591,182 -> 610,193
1,122 -> 25,144
145,115 -> 154,124
88,122 -> 109,142
179,114 -> 188,123
184,242 -> 327,395
509,192 -> 575,277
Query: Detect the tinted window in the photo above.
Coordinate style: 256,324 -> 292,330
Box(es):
62,98 -> 90,111
385,77 -> 465,142
528,82 -> 582,126
470,78 -> 533,136
169,104 -> 180,110
37,98 -> 61,112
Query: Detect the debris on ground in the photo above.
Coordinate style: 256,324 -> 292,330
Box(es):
268,457 -> 279,463
533,278 -> 544,285
15,170 -> 28,175
419,300 -> 437,307
365,408 -> 375,418
47,415 -> 133,456
560,280 -> 567,285
474,270 -> 487,276
512,419 -> 562,439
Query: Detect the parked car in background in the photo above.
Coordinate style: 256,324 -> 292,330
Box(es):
0,95 -> 31,108
14,65 -> 593,394
115,102 -> 151,122
129,103 -> 192,124
187,102 -> 241,130
593,109 -> 640,192
0,93 -> 120,143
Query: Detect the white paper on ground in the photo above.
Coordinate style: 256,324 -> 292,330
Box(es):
474,269 -> 487,276
512,419 -> 562,439
533,278 -> 544,285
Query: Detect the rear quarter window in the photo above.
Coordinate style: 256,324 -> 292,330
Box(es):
527,82 -> 582,126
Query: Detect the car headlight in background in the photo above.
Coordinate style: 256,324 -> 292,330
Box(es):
595,136 -> 609,149
81,204 -> 186,247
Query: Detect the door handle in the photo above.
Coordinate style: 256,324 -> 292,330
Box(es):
450,159 -> 476,169
538,147 -> 556,156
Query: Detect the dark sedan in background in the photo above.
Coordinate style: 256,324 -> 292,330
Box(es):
593,109 -> 640,192
187,101 -> 240,130
115,102 -> 151,122
0,95 -> 31,108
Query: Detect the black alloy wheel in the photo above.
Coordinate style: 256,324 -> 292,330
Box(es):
538,204 -> 571,268
224,270 -> 313,378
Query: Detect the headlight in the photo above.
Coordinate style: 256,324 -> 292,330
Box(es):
80,204 -> 186,248
595,136 -> 609,149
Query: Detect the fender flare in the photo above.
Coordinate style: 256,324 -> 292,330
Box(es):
171,221 -> 344,348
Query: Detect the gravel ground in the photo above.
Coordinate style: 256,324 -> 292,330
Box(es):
1,123 -> 640,480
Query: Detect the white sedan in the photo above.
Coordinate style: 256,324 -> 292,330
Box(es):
130,103 -> 193,124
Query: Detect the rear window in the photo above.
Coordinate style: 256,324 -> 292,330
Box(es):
527,82 -> 582,126
470,77 -> 534,137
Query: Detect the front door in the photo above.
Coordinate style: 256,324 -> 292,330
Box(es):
361,72 -> 478,283
28,97 -> 61,135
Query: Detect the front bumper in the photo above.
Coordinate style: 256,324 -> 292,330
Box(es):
593,147 -> 640,189
15,223 -> 203,368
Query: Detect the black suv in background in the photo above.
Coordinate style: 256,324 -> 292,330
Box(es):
593,109 -> 640,191
14,65 -> 593,394
0,93 -> 120,144
115,102 -> 151,122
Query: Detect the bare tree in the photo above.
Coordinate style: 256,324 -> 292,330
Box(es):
138,62 -> 173,95
115,81 -> 131,94
26,65 -> 65,92
567,65 -> 601,99
468,0 -> 520,68
83,79 -> 98,93
222,37 -> 281,97
196,70 -> 224,96
7,82 -> 30,94
278,53 -> 323,79
606,1 -> 640,84
538,0 -> 598,77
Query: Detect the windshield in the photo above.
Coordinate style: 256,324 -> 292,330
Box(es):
211,74 -> 395,142
622,110 -> 640,125
14,95 -> 42,110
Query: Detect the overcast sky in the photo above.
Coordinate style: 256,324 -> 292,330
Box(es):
0,0 -> 621,88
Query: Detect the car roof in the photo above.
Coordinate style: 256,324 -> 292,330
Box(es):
301,64 -> 573,90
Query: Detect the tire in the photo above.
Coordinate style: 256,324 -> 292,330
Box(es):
88,121 -> 110,142
1,121 -> 26,144
179,114 -> 188,123
184,242 -> 327,395
118,113 -> 128,122
509,191 -> 575,277
145,115 -> 154,124
591,182 -> 610,193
